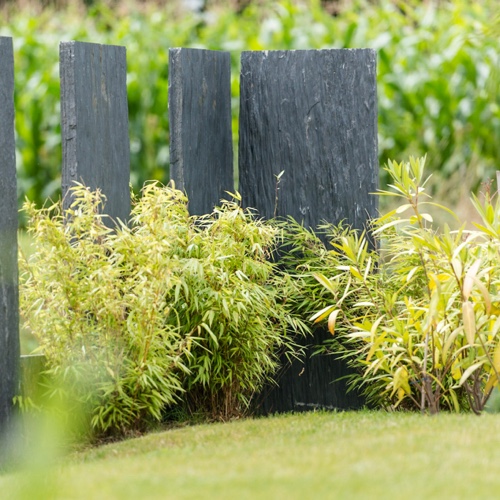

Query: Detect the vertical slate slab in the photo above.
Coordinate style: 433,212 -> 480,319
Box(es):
169,48 -> 234,215
0,37 -> 19,435
60,41 -> 130,224
239,49 -> 378,413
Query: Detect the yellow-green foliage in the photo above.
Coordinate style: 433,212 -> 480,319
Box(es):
306,157 -> 500,414
20,184 -> 308,438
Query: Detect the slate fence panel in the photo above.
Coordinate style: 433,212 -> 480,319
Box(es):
238,49 -> 378,413
168,48 -> 234,215
2,43 -> 379,426
0,36 -> 20,437
60,41 -> 131,225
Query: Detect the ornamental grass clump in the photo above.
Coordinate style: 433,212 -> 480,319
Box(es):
20,183 -> 308,438
305,157 -> 500,414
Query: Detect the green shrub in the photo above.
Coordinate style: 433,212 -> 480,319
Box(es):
20,184 -> 308,438
308,156 -> 500,414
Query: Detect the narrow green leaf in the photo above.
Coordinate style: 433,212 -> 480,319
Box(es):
458,361 -> 485,386
310,304 -> 336,324
312,273 -> 338,294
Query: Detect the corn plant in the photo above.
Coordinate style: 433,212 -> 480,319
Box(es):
310,157 -> 500,414
2,0 -> 498,213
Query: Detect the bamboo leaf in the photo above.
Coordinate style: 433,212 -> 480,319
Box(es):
419,201 -> 460,220
450,258 -> 462,280
449,389 -> 460,413
328,310 -> 341,335
395,203 -> 413,214
372,219 -> 409,235
493,343 -> 500,374
471,276 -> 491,315
310,304 -> 336,324
376,209 -> 398,224
349,266 -> 363,280
363,256 -> 372,281
462,301 -> 476,346
484,373 -> 498,396
354,301 -> 376,308
458,361 -> 485,386
312,273 -> 338,294
463,259 -> 481,300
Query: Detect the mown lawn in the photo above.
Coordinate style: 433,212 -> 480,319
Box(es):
3,410 -> 500,499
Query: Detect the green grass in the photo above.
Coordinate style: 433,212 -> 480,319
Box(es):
3,410 -> 500,499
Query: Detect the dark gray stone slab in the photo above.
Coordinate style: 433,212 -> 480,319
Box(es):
169,48 -> 234,215
239,49 -> 378,229
60,41 -> 130,224
0,36 -> 20,435
238,49 -> 378,413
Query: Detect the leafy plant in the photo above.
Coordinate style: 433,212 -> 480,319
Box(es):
310,156 -> 500,414
20,183 -> 308,438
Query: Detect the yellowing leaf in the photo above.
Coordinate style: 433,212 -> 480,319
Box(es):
462,301 -> 476,346
328,310 -> 341,335
363,256 -> 372,281
312,273 -> 337,295
349,266 -> 363,280
458,361 -> 485,386
354,301 -> 376,308
397,387 -> 405,401
391,366 -> 411,398
484,372 -> 499,396
471,276 -> 491,315
406,266 -> 419,283
463,259 -> 481,300
451,359 -> 462,381
450,258 -> 462,280
372,219 -> 408,235
493,342 -> 500,374
449,389 -> 460,413
442,327 -> 462,365
396,203 -> 413,214
310,304 -> 336,324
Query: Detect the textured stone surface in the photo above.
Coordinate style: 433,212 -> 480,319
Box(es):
239,49 -> 378,413
169,48 -> 234,215
60,41 -> 130,224
0,36 -> 19,434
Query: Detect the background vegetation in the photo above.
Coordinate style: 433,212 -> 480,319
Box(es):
0,0 -> 498,215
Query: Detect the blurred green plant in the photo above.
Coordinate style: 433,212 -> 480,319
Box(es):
0,0 -> 498,214
19,183 -> 308,438
307,156 -> 500,414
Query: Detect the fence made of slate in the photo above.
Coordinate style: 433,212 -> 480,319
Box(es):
0,38 -> 377,433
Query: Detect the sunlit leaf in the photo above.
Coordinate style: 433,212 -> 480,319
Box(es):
458,361 -> 485,386
312,273 -> 338,294
462,301 -> 476,346
310,304 -> 336,323
463,259 -> 481,300
328,310 -> 341,335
